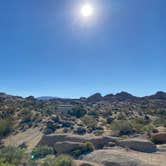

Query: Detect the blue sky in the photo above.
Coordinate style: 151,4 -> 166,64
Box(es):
0,0 -> 166,98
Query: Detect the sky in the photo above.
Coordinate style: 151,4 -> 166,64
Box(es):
0,0 -> 166,98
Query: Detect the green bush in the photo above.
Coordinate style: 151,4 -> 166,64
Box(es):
141,124 -> 154,133
83,141 -> 94,153
31,146 -> 54,159
54,155 -> 72,166
111,120 -> 135,136
42,155 -> 73,166
44,121 -> 57,134
0,146 -> 25,165
68,107 -> 87,118
0,158 -> 15,166
72,141 -> 94,157
153,118 -> 166,127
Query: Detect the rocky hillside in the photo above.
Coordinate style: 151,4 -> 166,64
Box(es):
0,91 -> 166,137
0,91 -> 166,165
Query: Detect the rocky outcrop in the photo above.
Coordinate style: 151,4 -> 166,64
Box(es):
152,132 -> 166,144
157,144 -> 166,152
54,141 -> 84,154
38,134 -> 119,149
87,93 -> 103,102
83,149 -> 154,166
118,138 -> 157,153
114,91 -> 138,101
156,126 -> 166,133
87,92 -> 139,102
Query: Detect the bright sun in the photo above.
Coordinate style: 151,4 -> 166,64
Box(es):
81,3 -> 94,17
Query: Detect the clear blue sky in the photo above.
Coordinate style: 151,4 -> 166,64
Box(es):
0,0 -> 166,98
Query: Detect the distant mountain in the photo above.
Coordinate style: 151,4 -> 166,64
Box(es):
0,93 -> 23,102
147,91 -> 166,100
37,96 -> 59,101
37,91 -> 166,102
2,91 -> 166,102
114,91 -> 139,101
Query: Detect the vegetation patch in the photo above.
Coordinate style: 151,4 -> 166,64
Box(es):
31,146 -> 54,159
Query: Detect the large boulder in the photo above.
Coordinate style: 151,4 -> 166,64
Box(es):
152,132 -> 166,144
156,127 -> 166,133
118,138 -> 157,153
87,136 -> 118,149
54,141 -> 84,154
38,134 -> 119,149
157,144 -> 166,152
83,149 -> 154,166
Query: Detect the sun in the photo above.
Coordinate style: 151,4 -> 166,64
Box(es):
81,3 -> 94,17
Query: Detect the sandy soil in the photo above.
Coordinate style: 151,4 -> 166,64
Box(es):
4,128 -> 43,152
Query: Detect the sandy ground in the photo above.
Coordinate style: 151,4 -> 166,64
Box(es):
4,128 -> 43,152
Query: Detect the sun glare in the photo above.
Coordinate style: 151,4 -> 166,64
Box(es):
81,3 -> 94,17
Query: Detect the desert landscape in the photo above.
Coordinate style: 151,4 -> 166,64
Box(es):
0,92 -> 166,165
0,0 -> 165,165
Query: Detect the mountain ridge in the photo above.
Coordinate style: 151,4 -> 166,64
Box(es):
36,91 -> 166,101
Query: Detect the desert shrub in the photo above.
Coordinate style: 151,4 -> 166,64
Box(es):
141,124 -> 154,133
68,107 -> 87,118
0,146 -> 26,165
88,109 -> 99,118
20,109 -> 33,124
156,109 -> 166,116
53,155 -> 73,166
44,121 -> 58,134
0,158 -> 15,166
42,155 -> 73,166
52,115 -> 60,123
71,149 -> 82,158
81,115 -> 97,130
111,120 -> 135,136
135,117 -> 151,125
102,109 -> 113,117
72,142 -> 94,157
61,121 -> 74,128
0,119 -> 12,138
153,118 -> 166,127
129,117 -> 153,133
83,141 -> 94,153
117,112 -> 126,120
106,116 -> 114,124
130,120 -> 144,133
31,146 -> 54,159
74,127 -> 86,135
